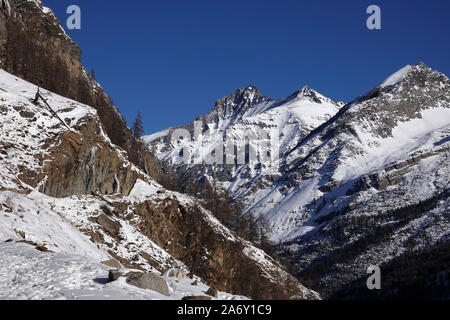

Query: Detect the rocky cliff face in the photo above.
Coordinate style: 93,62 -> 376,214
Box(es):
0,0 -> 164,182
0,69 -> 144,198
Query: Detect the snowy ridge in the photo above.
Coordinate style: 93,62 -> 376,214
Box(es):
147,62 -> 449,297
145,85 -> 342,201
242,63 -> 450,242
379,65 -> 413,88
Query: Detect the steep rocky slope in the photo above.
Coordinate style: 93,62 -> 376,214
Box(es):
0,0 -> 163,180
0,66 -> 319,299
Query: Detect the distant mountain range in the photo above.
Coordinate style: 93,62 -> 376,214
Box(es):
146,62 -> 450,298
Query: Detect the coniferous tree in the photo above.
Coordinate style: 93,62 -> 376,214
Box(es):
247,213 -> 259,243
132,111 -> 144,139
90,68 -> 96,80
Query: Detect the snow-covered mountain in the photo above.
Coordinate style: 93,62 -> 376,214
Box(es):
0,0 -> 320,300
146,62 -> 450,298
145,84 -> 344,203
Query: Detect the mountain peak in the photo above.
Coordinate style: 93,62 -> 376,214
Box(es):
234,85 -> 263,101
285,86 -> 326,104
209,85 -> 271,120
379,62 -> 438,89
298,85 -> 321,98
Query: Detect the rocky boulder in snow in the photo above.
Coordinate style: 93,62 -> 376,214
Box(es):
206,286 -> 219,298
107,269 -> 170,296
125,272 -> 170,296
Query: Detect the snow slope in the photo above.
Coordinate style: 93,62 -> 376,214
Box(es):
0,242 -> 246,300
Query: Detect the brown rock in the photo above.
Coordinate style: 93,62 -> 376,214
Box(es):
97,214 -> 120,237
125,272 -> 169,296
101,259 -> 121,269
107,269 -> 126,283
182,296 -> 212,301
206,287 -> 218,298
14,229 -> 25,239
35,245 -> 48,252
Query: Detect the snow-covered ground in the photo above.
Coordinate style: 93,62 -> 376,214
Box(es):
0,242 -> 246,300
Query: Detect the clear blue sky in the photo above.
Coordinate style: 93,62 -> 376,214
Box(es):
44,0 -> 450,134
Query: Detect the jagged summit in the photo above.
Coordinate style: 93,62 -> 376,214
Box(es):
209,85 -> 272,121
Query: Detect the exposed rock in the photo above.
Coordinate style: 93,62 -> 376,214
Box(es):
101,259 -> 121,269
96,214 -> 120,237
19,110 -> 34,118
107,269 -> 126,283
35,245 -> 48,252
125,272 -> 169,296
14,229 -> 25,239
182,296 -> 212,301
126,197 -> 318,300
205,286 -> 219,298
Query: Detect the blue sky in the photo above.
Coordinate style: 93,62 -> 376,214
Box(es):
44,0 -> 450,134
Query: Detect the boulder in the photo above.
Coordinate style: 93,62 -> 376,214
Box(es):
97,214 -> 120,237
19,110 -> 35,119
101,259 -> 121,269
126,272 -> 169,296
107,269 -> 127,282
35,245 -> 48,252
206,286 -> 219,298
182,296 -> 212,301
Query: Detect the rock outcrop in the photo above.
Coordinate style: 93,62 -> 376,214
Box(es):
0,0 -> 165,183
108,270 -> 170,296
